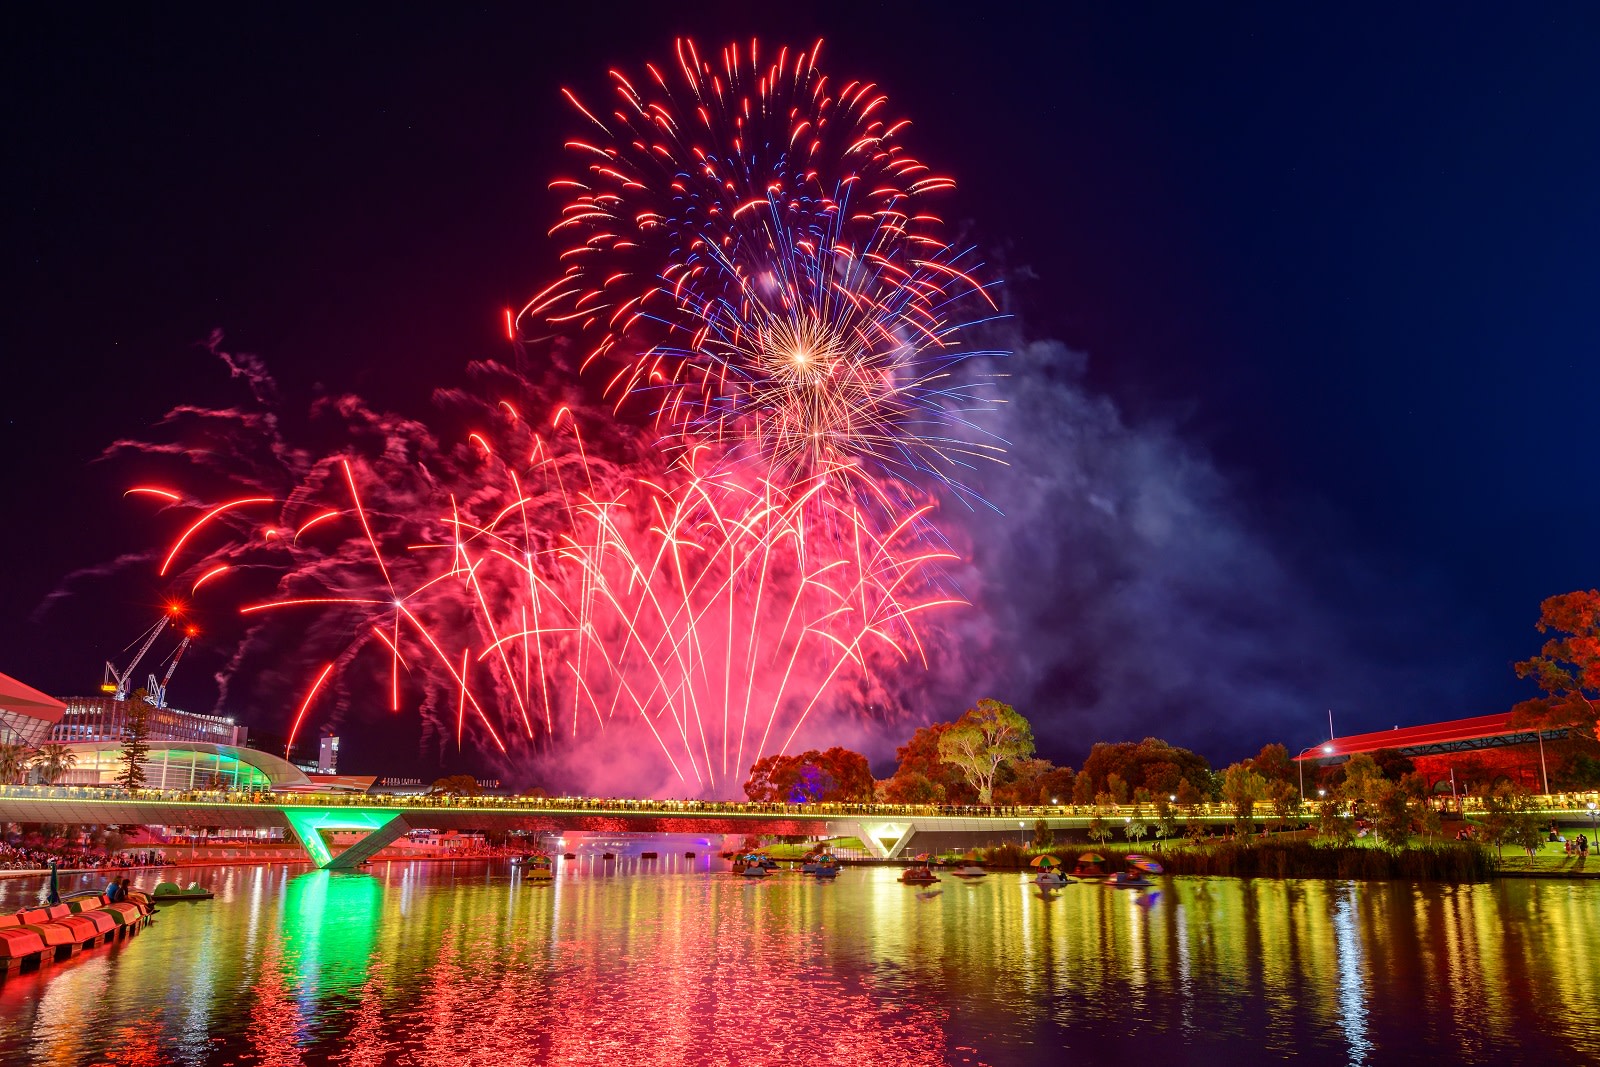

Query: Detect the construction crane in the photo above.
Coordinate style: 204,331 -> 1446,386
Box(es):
101,607 -> 181,701
145,626 -> 198,708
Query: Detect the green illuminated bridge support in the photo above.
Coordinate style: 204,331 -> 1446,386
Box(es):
281,808 -> 413,870
0,786 -> 1595,868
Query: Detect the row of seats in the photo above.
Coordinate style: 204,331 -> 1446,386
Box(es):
0,892 -> 152,969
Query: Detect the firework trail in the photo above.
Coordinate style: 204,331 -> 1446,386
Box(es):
113,39 -> 1004,796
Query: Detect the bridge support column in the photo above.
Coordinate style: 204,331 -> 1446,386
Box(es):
280,808 -> 410,870
850,820 -> 917,860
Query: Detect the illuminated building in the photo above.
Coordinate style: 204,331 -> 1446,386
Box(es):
48,696 -> 246,746
57,740 -> 310,791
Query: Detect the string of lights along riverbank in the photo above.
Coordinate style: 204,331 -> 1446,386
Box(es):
117,38 -> 1007,797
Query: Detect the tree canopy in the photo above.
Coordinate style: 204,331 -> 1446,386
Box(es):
1078,738 -> 1213,800
743,747 -> 874,803
936,699 -> 1034,805
882,720 -> 977,804
1511,590 -> 1600,786
431,774 -> 481,797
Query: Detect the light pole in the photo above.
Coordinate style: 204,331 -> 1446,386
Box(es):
1298,743 -> 1335,824
1588,802 -> 1597,854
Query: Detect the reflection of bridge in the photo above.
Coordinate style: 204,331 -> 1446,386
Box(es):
1,786 -> 1595,869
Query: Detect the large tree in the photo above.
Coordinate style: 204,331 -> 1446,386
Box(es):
1510,590 -> 1600,786
992,758 -> 1076,806
885,720 -> 976,804
937,699 -> 1034,805
1079,738 -> 1213,800
1220,762 -> 1271,835
743,748 -> 874,803
115,699 -> 151,792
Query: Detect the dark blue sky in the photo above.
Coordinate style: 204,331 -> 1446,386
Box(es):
4,6 -> 1597,777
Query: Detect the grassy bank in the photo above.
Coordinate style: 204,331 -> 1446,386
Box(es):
971,839 -> 1497,881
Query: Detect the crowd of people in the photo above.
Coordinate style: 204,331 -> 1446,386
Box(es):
0,841 -> 169,872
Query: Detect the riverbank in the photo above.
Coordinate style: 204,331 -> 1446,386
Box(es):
965,839 -> 1505,881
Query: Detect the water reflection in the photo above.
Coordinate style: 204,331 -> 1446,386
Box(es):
0,861 -> 1595,1065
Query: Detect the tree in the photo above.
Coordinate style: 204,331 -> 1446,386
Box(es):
1511,590 -> 1600,787
1370,781 -> 1416,849
879,770 -> 943,805
1125,787 -> 1154,843
1473,783 -> 1512,858
0,742 -> 32,786
1267,779 -> 1300,833
1079,738 -> 1213,800
30,744 -> 77,785
1249,743 -> 1295,786
1032,818 -> 1052,849
1154,793 -> 1179,841
1087,804 -> 1113,846
431,774 -> 480,797
1220,762 -> 1271,836
993,758 -> 1076,806
744,748 -> 874,803
1317,797 -> 1355,844
890,721 -> 977,803
1176,777 -> 1206,841
1337,753 -> 1386,816
1371,749 -> 1416,782
115,701 -> 151,792
937,699 -> 1034,805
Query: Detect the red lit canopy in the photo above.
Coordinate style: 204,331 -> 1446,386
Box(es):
1294,711 -> 1560,763
0,670 -> 67,746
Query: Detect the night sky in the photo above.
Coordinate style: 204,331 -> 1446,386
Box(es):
5,6 -> 1597,782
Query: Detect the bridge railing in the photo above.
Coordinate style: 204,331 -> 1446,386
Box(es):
1,783 -> 1595,822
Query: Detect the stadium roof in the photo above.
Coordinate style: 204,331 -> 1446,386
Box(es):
0,670 -> 67,745
1293,711 -> 1565,762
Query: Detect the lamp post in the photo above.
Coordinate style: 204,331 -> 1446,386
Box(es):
1298,743 -> 1335,824
1588,802 -> 1597,854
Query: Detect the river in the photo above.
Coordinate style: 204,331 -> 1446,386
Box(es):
0,850 -> 1595,1065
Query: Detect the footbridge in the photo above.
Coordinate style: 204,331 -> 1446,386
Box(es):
1,786 -> 1594,869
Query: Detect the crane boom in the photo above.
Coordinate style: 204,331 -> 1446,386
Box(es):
152,629 -> 196,707
103,612 -> 176,701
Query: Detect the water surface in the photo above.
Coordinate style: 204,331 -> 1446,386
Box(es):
0,856 -> 1595,1065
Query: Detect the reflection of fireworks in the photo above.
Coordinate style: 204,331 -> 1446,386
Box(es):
117,39 -> 1001,795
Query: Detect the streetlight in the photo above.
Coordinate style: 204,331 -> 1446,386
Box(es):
1588,802 -> 1597,853
1298,744 -> 1334,814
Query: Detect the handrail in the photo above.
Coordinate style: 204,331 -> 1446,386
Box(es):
0,782 -> 1595,820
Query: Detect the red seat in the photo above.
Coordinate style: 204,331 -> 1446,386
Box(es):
0,927 -> 46,958
76,909 -> 118,935
103,903 -> 142,925
0,913 -> 19,929
53,915 -> 100,942
15,923 -> 74,948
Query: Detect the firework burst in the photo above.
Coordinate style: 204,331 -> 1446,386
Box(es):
524,37 -> 1006,495
113,39 -> 1003,796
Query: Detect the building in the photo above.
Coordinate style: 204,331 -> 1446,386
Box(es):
58,740 -> 310,792
244,729 -> 329,775
318,734 -> 340,774
49,696 -> 246,747
1293,711 -> 1572,793
0,670 -> 66,746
